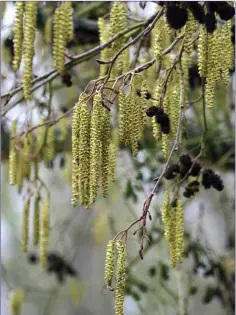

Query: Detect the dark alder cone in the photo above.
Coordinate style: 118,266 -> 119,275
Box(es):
190,162 -> 201,177
202,169 -> 214,189
146,106 -> 159,117
136,88 -> 151,100
155,107 -> 165,124
211,173 -> 224,191
159,113 -> 170,134
148,267 -> 156,277
180,164 -> 191,178
188,180 -> 200,188
202,287 -> 217,304
27,253 -> 38,264
59,156 -> 66,169
65,264 -> 77,277
183,188 -> 194,198
231,24 -> 235,44
214,2 -> 235,21
166,4 -> 188,30
60,71 -> 72,87
179,154 -> 192,167
205,12 -> 217,33
164,164 -> 180,179
187,2 -> 205,24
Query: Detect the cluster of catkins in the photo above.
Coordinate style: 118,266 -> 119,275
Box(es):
164,154 -> 224,198
12,2 -> 73,100
161,193 -> 184,267
160,2 -> 235,33
28,252 -> 77,284
20,196 -> 50,269
71,93 -> 116,208
104,240 -> 127,315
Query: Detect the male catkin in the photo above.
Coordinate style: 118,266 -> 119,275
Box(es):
89,93 -> 103,205
40,199 -> 50,268
9,120 -> 17,185
104,240 -> 115,287
21,198 -> 30,252
12,2 -> 24,71
23,2 -> 38,100
33,193 -> 40,246
115,240 -> 126,315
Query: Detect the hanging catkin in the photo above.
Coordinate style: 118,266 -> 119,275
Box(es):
104,240 -> 115,287
23,2 -> 38,100
33,193 -> 40,246
9,120 -> 17,185
53,2 -> 73,73
161,190 -> 171,241
175,198 -> 184,263
110,2 -> 128,75
162,95 -> 170,157
101,109 -> 111,198
21,198 -> 30,252
9,288 -> 25,315
40,199 -> 50,268
12,2 -> 24,71
115,240 -> 126,315
98,18 -> 111,77
78,101 -> 91,207
197,25 -> 208,78
118,91 -> 129,144
89,93 -> 103,205
108,142 -> 116,183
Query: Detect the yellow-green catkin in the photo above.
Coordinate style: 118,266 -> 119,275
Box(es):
9,120 -> 17,185
108,142 -> 116,183
78,101 -> 91,207
139,80 -> 149,132
162,95 -> 170,158
110,2 -> 128,75
36,123 -> 47,152
98,17 -> 111,77
21,198 -> 30,253
33,193 -> 40,246
197,26 -> 208,78
23,2 -> 38,100
9,288 -> 25,315
205,30 -> 220,108
130,93 -> 140,156
184,11 -> 197,58
12,2 -> 24,71
58,114 -> 68,143
44,125 -> 55,165
161,190 -> 171,241
16,149 -> 24,192
89,93 -> 103,205
118,92 -> 129,144
221,20 -> 235,85
115,240 -> 126,315
23,136 -> 31,180
152,79 -> 163,140
104,240 -> 115,287
169,209 -> 177,268
40,200 -> 50,268
44,16 -> 53,45
53,2 -> 73,74
71,95 -> 84,206
151,18 -> 165,60
63,2 -> 74,43
169,83 -> 180,139
101,109 -> 111,198
175,198 -> 184,263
